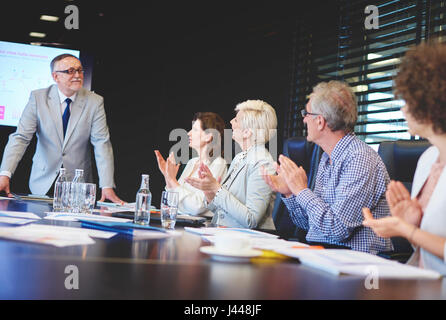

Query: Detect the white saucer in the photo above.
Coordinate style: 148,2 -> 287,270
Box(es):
200,246 -> 263,262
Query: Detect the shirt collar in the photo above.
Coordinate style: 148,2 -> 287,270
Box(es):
57,88 -> 77,104
328,132 -> 356,164
246,143 -> 263,154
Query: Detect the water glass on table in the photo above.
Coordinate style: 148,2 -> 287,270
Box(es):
160,191 -> 179,229
61,181 -> 73,212
79,183 -> 96,214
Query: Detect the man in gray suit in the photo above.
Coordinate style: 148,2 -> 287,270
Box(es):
0,54 -> 123,203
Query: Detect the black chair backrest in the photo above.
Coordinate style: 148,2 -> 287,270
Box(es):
272,137 -> 322,239
377,139 -> 431,257
378,140 -> 431,191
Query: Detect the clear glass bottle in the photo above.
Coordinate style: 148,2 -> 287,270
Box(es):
71,169 -> 84,213
53,168 -> 67,211
134,174 -> 152,225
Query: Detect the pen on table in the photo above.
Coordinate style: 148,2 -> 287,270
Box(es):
291,245 -> 325,250
7,192 -> 22,201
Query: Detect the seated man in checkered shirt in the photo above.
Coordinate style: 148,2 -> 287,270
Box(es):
262,80 -> 393,254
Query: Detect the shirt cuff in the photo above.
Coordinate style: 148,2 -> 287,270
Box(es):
205,186 -> 224,210
294,188 -> 316,209
0,171 -> 12,178
166,185 -> 180,192
281,194 -> 297,208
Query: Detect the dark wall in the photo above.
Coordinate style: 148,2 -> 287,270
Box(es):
0,1 -> 302,204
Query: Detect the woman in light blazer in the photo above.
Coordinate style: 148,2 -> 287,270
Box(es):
186,100 -> 277,229
362,42 -> 446,275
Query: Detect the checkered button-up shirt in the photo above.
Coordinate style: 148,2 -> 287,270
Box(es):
282,133 -> 393,254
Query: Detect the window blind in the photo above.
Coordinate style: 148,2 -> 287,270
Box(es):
286,0 -> 446,145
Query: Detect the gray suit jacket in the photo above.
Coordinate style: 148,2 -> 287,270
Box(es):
0,84 -> 115,194
207,144 -> 276,230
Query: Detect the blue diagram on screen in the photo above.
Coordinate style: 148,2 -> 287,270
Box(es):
0,40 -> 80,127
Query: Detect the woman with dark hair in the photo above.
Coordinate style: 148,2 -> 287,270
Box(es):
155,112 -> 227,217
362,42 -> 446,275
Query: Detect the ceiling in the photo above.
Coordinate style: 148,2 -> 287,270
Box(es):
0,0 -> 331,52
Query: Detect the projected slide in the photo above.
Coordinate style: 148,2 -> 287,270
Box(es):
0,41 -> 80,127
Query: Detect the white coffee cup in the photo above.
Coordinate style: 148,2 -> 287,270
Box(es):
213,232 -> 251,252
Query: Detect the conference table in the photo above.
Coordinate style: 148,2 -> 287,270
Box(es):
0,198 -> 445,302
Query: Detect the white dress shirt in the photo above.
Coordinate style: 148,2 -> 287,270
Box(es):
57,89 -> 77,116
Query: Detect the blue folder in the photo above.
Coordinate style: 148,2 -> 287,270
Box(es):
78,219 -> 167,236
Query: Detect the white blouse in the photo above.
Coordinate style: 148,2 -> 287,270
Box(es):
167,156 -> 227,217
408,146 -> 446,275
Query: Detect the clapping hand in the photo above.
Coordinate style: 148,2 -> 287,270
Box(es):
165,152 -> 180,188
277,155 -> 308,195
154,150 -> 167,175
386,180 -> 422,226
185,162 -> 221,203
362,180 -> 422,240
362,207 -> 413,239
261,162 -> 292,197
155,150 -> 180,188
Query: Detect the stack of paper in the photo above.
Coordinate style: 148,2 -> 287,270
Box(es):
185,227 -> 279,239
0,210 -> 41,226
275,248 -> 442,279
44,212 -> 132,223
0,224 -> 101,247
96,201 -> 138,213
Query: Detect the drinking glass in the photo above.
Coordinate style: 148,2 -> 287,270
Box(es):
61,181 -> 73,212
79,183 -> 97,214
160,191 -> 179,229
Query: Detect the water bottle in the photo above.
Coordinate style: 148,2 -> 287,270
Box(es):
134,174 -> 152,225
53,168 -> 67,211
71,169 -> 84,213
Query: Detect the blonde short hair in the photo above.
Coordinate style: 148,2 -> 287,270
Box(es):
235,100 -> 277,144
310,80 -> 357,133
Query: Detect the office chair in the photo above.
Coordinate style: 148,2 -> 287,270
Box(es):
271,137 -> 322,240
377,139 -> 431,262
378,139 -> 431,191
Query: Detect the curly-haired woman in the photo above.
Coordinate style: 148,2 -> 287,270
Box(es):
362,42 -> 446,275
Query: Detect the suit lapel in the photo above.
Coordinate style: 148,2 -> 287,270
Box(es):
63,89 -> 86,150
222,154 -> 247,189
47,85 -> 64,147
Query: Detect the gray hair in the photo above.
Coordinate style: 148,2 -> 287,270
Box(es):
235,100 -> 277,144
50,53 -> 80,73
310,80 -> 357,133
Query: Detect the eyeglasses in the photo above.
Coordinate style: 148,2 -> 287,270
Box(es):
55,68 -> 84,75
300,109 -> 320,118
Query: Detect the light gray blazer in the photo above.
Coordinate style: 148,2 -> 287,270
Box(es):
0,84 -> 115,194
207,144 -> 276,230
410,146 -> 446,275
